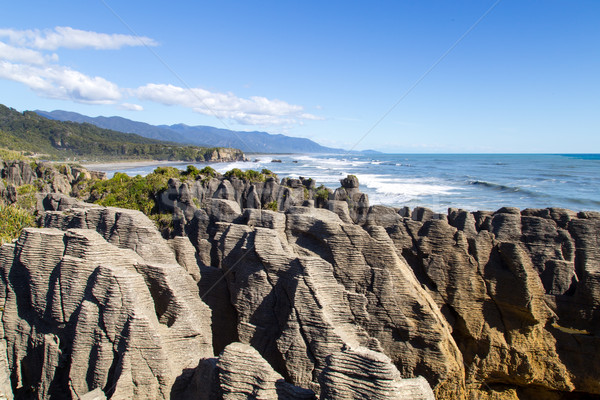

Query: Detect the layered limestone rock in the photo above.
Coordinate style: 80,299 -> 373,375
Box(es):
157,174 -> 370,228
366,204 -> 600,398
217,342 -> 314,399
40,197 -> 177,265
190,202 -> 462,395
0,161 -> 99,199
3,168 -> 600,399
0,226 -> 213,399
203,148 -> 247,162
319,347 -> 435,400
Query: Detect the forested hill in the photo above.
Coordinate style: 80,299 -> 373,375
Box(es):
0,105 -> 244,162
36,109 -> 345,154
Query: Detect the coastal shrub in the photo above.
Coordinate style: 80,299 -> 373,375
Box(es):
85,166 -> 188,217
150,212 -> 175,232
199,166 -> 217,177
224,168 -> 262,182
264,201 -> 278,211
244,169 -> 264,182
224,168 -> 245,180
89,173 -> 156,215
152,166 -> 181,178
0,202 -> 35,244
16,184 -> 37,195
315,185 -> 330,201
184,165 -> 200,177
261,168 -> 277,179
303,187 -> 310,200
15,184 -> 38,210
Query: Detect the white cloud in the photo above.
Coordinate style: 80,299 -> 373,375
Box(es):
135,83 -> 322,126
0,26 -> 157,50
0,60 -> 122,104
0,41 -> 50,65
119,102 -> 143,111
0,26 -> 323,127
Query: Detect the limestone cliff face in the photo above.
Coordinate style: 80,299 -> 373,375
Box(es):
201,204 -> 459,395
0,226 -> 213,399
0,160 -> 104,200
156,175 -> 600,399
1,169 -> 599,399
367,205 -> 600,399
203,148 -> 247,162
0,195 -> 437,399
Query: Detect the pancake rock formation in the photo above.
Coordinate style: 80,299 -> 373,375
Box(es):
0,166 -> 599,399
0,194 -> 436,399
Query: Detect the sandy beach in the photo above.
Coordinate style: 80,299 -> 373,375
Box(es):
81,160 -> 190,172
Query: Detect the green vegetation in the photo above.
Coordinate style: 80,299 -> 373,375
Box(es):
15,184 -> 38,210
315,185 -> 330,201
184,165 -> 201,178
82,165 -> 222,222
0,202 -> 35,244
84,167 -> 183,215
0,160 -> 332,241
264,201 -> 278,211
261,169 -> 278,180
0,104 -> 244,161
199,166 -> 217,177
81,165 -> 288,225
224,168 -> 274,182
0,147 -> 30,161
150,212 -> 175,233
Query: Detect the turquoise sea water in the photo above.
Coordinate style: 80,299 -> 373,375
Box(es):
97,154 -> 600,213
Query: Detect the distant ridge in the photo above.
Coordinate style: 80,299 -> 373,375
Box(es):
0,104 -> 244,162
36,110 -> 346,154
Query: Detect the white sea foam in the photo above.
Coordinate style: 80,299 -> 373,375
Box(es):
356,174 -> 456,196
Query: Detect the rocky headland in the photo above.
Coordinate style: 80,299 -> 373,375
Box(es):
0,160 -> 599,399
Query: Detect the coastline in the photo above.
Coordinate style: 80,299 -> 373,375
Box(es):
81,153 -> 600,213
81,159 -> 193,171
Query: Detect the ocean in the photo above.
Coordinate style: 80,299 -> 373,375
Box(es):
96,154 -> 600,213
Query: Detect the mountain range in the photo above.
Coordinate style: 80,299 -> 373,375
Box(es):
35,110 -> 347,154
0,104 -> 244,162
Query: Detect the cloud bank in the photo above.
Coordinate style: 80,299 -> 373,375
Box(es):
0,26 -> 157,50
136,83 -> 321,125
0,25 -> 321,126
0,61 -> 121,104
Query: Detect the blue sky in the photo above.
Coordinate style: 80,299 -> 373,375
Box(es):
0,1 -> 598,153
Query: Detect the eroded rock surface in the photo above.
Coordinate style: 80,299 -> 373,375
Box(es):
319,347 -> 435,400
217,342 -> 314,399
367,204 -> 600,398
2,170 -> 600,399
0,226 -> 212,399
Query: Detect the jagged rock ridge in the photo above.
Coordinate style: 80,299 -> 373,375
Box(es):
0,193 -> 436,399
1,163 -> 599,399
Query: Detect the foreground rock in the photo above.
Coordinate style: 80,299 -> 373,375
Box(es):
0,196 -> 438,399
0,226 -> 213,398
366,204 -> 600,398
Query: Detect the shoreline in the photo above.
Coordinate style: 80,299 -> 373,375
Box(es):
78,153 -> 600,213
